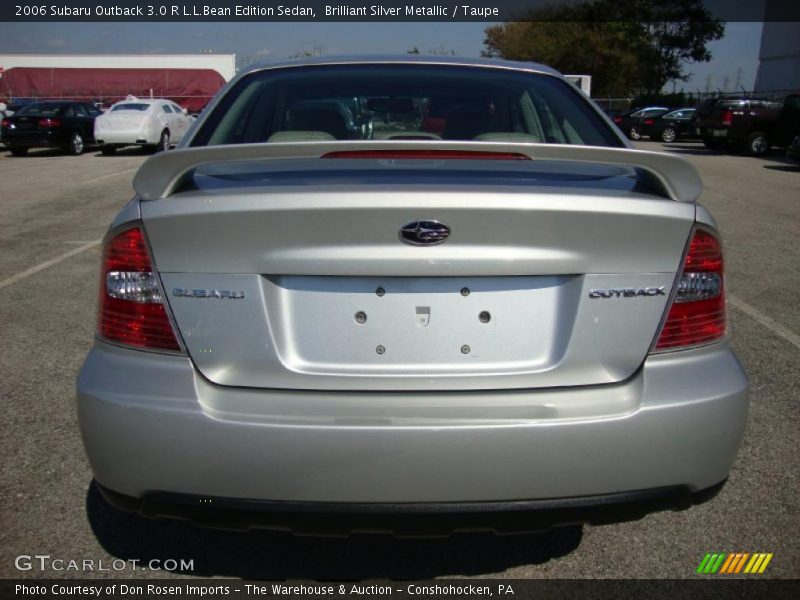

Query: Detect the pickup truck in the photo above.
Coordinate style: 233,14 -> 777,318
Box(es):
695,95 -> 800,156
695,97 -> 780,155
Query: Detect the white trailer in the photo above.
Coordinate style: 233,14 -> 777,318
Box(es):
565,74 -> 592,97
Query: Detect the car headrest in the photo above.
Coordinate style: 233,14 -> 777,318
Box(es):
443,106 -> 497,140
267,131 -> 336,143
474,132 -> 541,143
287,101 -> 355,140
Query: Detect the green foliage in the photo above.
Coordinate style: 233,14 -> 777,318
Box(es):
427,45 -> 456,56
483,0 -> 724,96
408,45 -> 456,56
288,46 -> 327,59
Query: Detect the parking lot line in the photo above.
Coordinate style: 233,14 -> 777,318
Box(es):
0,240 -> 100,290
81,167 -> 139,186
729,294 -> 800,350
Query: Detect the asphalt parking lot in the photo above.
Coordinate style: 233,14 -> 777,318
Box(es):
0,142 -> 798,580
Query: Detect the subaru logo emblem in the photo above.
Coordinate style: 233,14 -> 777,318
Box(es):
399,220 -> 451,246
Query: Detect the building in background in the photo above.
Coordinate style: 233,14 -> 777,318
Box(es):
564,74 -> 592,97
0,54 -> 236,111
0,54 -> 236,81
755,22 -> 800,93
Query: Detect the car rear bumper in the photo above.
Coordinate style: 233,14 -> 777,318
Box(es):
77,339 -> 748,514
787,138 -> 800,160
95,130 -> 152,145
2,130 -> 63,147
698,127 -> 730,139
96,479 -> 727,535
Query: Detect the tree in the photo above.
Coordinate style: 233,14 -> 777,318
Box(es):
484,18 -> 642,96
288,45 -> 326,59
626,0 -> 725,94
483,0 -> 724,97
408,45 -> 456,56
427,45 -> 456,56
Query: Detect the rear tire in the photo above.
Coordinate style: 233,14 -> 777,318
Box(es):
101,145 -> 116,155
154,130 -> 170,153
628,127 -> 642,141
746,131 -> 770,156
9,147 -> 28,156
66,131 -> 84,155
660,127 -> 677,143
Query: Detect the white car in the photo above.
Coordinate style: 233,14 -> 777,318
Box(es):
94,97 -> 193,154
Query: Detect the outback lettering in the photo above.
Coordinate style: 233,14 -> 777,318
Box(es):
589,287 -> 667,298
173,288 -> 245,299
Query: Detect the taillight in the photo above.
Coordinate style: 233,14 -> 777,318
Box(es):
321,150 -> 531,160
1,118 -> 10,128
653,228 -> 725,351
613,116 -> 623,124
38,118 -> 61,128
98,226 -> 181,352
644,119 -> 655,126
721,110 -> 733,126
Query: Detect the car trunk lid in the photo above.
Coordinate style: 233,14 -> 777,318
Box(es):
99,111 -> 147,130
140,154 -> 695,391
8,115 -> 40,131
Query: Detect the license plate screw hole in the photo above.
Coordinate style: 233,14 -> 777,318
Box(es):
479,311 -> 491,323
354,311 -> 367,324
461,344 -> 471,354
376,345 -> 386,355
376,287 -> 385,297
460,287 -> 470,297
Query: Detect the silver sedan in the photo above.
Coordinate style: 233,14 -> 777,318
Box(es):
77,56 -> 747,535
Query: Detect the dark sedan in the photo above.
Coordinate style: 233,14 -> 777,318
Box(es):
1,101 -> 101,156
641,108 -> 698,143
612,107 -> 670,140
787,135 -> 800,162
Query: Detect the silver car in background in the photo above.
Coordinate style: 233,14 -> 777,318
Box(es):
77,56 -> 748,535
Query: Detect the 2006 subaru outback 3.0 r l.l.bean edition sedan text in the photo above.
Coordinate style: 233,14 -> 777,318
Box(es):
77,56 -> 748,535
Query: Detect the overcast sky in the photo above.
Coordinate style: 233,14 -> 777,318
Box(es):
0,21 -> 763,93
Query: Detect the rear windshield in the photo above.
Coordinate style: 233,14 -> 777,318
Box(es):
111,103 -> 150,112
664,108 -> 694,119
14,103 -> 65,117
719,100 -> 749,109
192,64 -> 623,147
696,99 -> 718,113
716,99 -> 782,111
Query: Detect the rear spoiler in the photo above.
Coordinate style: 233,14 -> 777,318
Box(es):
133,141 -> 703,203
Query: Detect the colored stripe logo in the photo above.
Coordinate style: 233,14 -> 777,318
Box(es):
696,552 -> 773,574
